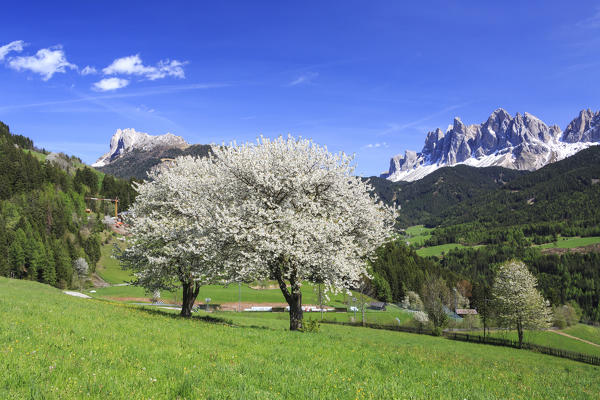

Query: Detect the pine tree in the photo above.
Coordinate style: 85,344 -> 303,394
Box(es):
42,245 -> 57,286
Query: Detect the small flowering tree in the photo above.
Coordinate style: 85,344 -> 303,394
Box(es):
73,257 -> 89,278
492,260 -> 552,347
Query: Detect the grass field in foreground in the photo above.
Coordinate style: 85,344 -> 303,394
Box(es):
465,328 -> 600,357
538,236 -> 600,249
1,278 -> 599,399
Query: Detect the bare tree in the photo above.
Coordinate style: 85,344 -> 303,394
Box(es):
422,276 -> 451,333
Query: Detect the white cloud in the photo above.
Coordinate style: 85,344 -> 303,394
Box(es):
364,142 -> 388,149
102,54 -> 186,80
80,65 -> 97,75
0,40 -> 25,61
7,46 -> 77,80
93,77 -> 130,91
288,71 -> 318,86
135,104 -> 155,113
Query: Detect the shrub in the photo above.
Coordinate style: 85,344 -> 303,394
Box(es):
300,319 -> 321,333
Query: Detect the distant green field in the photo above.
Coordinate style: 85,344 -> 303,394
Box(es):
562,324 -> 600,346
405,225 -> 433,246
538,236 -> 600,249
416,243 -> 466,257
230,307 -> 413,325
1,278 -> 599,399
466,328 -> 600,357
95,239 -> 132,284
89,281 -> 372,308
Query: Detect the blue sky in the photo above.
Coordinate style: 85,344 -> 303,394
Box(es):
1,1 -> 599,176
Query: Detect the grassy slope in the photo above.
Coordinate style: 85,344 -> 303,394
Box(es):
95,239 -> 132,284
23,149 -> 47,161
1,278 -> 599,399
562,324 -> 600,346
468,329 -> 600,357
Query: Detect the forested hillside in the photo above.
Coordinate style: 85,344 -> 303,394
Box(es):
368,147 -> 600,322
0,122 -> 136,289
368,165 -> 524,226
427,145 -> 600,246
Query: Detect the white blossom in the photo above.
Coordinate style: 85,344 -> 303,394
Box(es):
122,135 -> 396,326
492,260 -> 552,344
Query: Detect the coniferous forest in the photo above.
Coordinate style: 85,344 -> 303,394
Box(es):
0,122 -> 136,289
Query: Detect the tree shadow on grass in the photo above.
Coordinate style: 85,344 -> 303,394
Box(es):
132,306 -> 280,332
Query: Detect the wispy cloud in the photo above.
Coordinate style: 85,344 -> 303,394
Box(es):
363,142 -> 388,149
288,71 -> 318,86
135,104 -> 155,113
80,65 -> 97,75
0,40 -> 25,61
0,82 -> 230,112
576,8 -> 600,29
103,54 -> 187,80
93,77 -> 130,91
7,45 -> 77,80
377,104 -> 466,136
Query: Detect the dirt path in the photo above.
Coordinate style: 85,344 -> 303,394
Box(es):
550,329 -> 600,348
91,273 -> 110,288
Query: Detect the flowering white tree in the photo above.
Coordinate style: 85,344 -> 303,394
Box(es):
121,136 -> 395,327
120,157 -> 232,317
207,136 -> 396,330
73,257 -> 89,278
492,260 -> 552,347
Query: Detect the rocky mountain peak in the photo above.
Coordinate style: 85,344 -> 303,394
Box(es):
382,108 -> 599,182
562,109 -> 600,143
92,128 -> 189,167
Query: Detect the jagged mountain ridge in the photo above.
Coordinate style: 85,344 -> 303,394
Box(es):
382,108 -> 600,182
92,128 -> 189,167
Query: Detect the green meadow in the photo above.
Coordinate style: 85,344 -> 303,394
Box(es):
416,243 -> 467,257
562,324 -> 600,345
1,277 -> 599,399
404,225 -> 433,246
464,328 -> 600,357
88,281 -> 371,309
538,236 -> 600,249
95,239 -> 133,284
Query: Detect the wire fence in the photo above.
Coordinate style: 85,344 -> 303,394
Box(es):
321,320 -> 600,366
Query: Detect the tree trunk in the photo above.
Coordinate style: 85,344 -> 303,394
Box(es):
273,261 -> 303,331
180,281 -> 200,318
517,319 -> 523,348
288,290 -> 303,331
